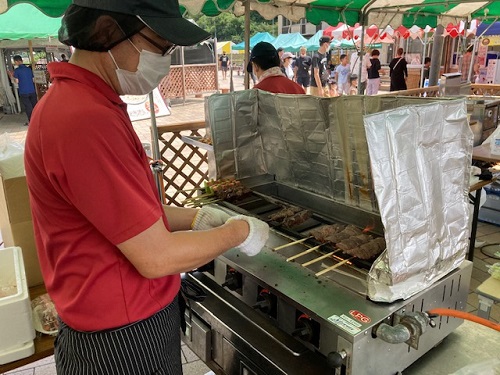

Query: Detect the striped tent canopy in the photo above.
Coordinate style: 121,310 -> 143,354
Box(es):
0,0 -> 498,28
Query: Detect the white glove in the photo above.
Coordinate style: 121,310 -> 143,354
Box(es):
192,205 -> 231,230
227,215 -> 269,256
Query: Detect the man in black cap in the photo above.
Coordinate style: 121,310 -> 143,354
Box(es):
310,36 -> 331,97
24,1 -> 269,374
247,42 -> 304,94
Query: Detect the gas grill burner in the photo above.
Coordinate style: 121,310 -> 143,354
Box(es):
218,189 -> 384,275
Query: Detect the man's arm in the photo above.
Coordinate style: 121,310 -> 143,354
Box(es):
162,205 -> 197,232
118,217 -> 250,278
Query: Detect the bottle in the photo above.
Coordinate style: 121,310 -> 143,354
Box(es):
489,127 -> 500,156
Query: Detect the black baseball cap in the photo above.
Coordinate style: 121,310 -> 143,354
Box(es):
246,41 -> 279,73
72,0 -> 210,46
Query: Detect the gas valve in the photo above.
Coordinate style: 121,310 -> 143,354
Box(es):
252,289 -> 272,313
374,311 -> 431,349
292,314 -> 314,342
221,269 -> 242,291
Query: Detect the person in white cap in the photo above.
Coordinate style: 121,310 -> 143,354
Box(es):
24,1 -> 269,374
281,51 -> 295,80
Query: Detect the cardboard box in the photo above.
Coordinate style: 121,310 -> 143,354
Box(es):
0,247 -> 35,364
0,176 -> 43,287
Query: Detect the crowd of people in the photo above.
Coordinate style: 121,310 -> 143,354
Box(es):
232,37 -> 433,97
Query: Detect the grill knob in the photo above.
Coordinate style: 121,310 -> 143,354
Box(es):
291,319 -> 313,342
221,271 -> 241,291
327,350 -> 347,369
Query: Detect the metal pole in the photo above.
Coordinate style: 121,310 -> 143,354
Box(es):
181,46 -> 186,104
357,24 -> 365,95
419,32 -> 428,87
148,91 -> 165,203
429,25 -> 444,87
244,0 -> 251,89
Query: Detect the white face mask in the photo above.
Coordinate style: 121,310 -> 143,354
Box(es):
109,40 -> 171,95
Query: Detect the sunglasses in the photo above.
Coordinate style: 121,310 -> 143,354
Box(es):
137,31 -> 177,56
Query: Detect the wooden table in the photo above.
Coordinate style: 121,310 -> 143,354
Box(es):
0,284 -> 55,374
469,144 -> 500,261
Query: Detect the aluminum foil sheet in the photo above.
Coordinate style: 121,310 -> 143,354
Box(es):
206,91 -> 451,212
364,99 -> 473,302
206,92 -> 470,301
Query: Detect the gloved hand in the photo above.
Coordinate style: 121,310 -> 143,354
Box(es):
192,205 -> 231,230
227,215 -> 269,256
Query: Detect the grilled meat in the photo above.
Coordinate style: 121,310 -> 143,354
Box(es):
282,210 -> 312,228
309,224 -> 345,243
268,206 -> 302,222
336,234 -> 373,252
344,237 -> 386,260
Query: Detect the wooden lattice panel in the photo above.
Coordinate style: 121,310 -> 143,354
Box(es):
156,121 -> 209,206
470,84 -> 500,96
158,64 -> 217,100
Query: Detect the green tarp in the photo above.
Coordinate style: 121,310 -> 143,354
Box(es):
0,3 -> 62,40
2,0 -> 500,28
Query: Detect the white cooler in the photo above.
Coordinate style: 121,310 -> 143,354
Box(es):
0,246 -> 35,364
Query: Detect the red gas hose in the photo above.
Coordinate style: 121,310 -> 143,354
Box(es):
428,308 -> 500,332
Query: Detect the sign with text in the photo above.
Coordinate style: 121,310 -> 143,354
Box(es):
121,89 -> 170,122
33,70 -> 47,84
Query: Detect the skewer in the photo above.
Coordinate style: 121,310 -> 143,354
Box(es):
273,237 -> 313,251
182,192 -> 213,203
315,257 -> 355,276
286,244 -> 324,262
184,198 -> 220,207
301,249 -> 342,266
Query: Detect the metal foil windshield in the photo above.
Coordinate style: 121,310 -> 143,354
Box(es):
364,100 -> 473,302
206,92 -> 471,301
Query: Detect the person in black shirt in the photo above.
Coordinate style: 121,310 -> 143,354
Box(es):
219,51 -> 229,80
294,46 -> 312,91
389,48 -> 408,91
421,57 -> 431,87
310,36 -> 331,97
366,49 -> 381,95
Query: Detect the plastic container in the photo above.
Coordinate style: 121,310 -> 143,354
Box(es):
0,247 -> 35,364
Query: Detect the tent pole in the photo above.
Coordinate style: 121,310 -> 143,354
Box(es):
148,91 -> 165,204
419,31 -> 428,87
429,25 -> 444,87
28,40 -> 40,101
244,0 -> 250,90
357,24 -> 365,95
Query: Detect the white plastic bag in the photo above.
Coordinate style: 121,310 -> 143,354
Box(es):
0,133 -> 24,179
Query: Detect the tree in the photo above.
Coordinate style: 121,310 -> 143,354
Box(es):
191,12 -> 277,43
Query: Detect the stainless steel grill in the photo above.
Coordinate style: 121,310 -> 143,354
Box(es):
181,94 -> 473,375
182,177 -> 472,375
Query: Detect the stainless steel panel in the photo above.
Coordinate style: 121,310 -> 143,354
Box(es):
183,313 -> 211,363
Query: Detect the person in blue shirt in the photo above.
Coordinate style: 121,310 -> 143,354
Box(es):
12,55 -> 38,125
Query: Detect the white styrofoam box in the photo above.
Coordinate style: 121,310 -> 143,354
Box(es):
0,246 -> 35,364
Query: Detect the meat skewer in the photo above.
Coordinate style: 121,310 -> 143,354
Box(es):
268,206 -> 302,222
301,249 -> 342,266
342,237 -> 386,260
273,236 -> 313,251
286,244 -> 324,262
282,210 -> 312,228
316,257 -> 355,276
308,224 -> 345,243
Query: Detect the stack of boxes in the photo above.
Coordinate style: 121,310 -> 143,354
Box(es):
0,174 -> 43,287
